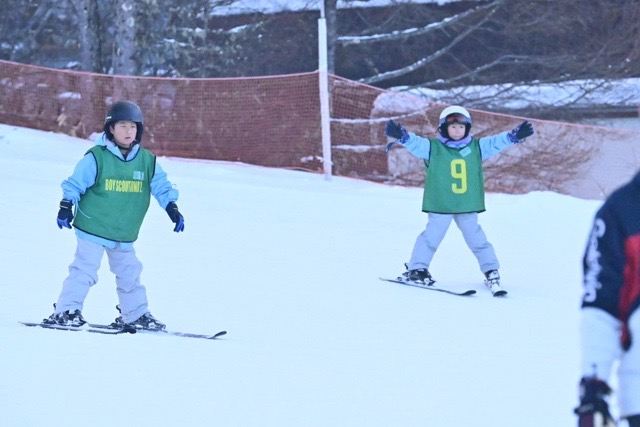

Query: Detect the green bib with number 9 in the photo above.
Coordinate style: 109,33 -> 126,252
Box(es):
422,138 -> 485,213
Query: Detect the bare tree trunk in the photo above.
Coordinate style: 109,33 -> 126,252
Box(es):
10,0 -> 56,61
112,0 -> 137,75
71,0 -> 102,72
324,0 -> 337,74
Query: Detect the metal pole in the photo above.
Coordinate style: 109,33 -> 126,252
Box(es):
318,6 -> 332,180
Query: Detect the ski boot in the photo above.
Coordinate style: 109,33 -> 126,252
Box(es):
111,305 -> 166,331
112,311 -> 166,331
43,309 -> 87,327
129,312 -> 166,330
401,267 -> 435,286
484,269 -> 507,297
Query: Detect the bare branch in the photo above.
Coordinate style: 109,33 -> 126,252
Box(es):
418,55 -> 532,87
338,0 -> 502,46
359,4 -> 500,84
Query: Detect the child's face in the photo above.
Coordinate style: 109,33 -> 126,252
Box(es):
110,120 -> 137,147
447,123 -> 466,140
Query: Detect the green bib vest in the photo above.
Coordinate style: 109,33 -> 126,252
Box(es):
73,145 -> 156,242
422,138 -> 485,214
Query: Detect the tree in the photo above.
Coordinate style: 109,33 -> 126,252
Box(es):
324,0 -> 337,74
3,0 -> 640,118
329,0 -> 640,119
69,0 -> 102,72
337,0 -> 504,85
0,0 -> 61,62
112,0 -> 137,75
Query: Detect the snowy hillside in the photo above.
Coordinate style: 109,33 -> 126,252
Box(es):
211,0 -> 457,15
0,124 -> 604,426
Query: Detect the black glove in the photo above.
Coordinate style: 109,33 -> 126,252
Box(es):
507,120 -> 534,144
385,120 -> 409,152
385,120 -> 406,139
165,202 -> 185,232
574,377 -> 614,426
57,199 -> 73,229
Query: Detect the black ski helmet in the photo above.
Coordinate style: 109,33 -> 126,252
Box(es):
103,101 -> 144,143
438,105 -> 472,139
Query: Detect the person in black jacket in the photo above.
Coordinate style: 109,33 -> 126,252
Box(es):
576,171 -> 640,427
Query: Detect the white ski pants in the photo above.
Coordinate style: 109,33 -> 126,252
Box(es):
55,237 -> 149,323
581,308 -> 640,418
408,212 -> 499,274
618,309 -> 640,417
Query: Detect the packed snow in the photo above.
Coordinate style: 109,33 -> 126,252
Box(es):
0,123 -> 610,426
211,0 -> 459,16
404,78 -> 640,111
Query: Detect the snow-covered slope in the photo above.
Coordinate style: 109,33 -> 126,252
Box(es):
0,124 -> 603,426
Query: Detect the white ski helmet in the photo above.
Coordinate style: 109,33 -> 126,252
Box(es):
438,105 -> 472,138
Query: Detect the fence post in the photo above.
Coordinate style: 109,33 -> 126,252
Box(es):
318,5 -> 332,180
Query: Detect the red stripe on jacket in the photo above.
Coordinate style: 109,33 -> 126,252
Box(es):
621,234 -> 640,350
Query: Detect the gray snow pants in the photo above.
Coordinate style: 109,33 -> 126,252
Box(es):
55,237 -> 150,323
407,212 -> 499,274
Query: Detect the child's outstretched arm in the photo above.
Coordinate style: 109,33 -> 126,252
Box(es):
479,120 -> 534,161
384,120 -> 431,160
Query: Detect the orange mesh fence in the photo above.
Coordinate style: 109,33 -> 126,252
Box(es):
1,60 -> 638,200
330,76 -> 387,181
0,60 -> 321,169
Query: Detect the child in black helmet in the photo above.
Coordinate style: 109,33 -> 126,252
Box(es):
43,100 -> 185,329
385,105 -> 533,295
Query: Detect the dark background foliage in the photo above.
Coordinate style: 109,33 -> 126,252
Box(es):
1,0 -> 639,120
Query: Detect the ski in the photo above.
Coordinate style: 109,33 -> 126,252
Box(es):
19,321 -> 134,335
380,277 -> 476,296
20,321 -> 226,339
88,323 -> 227,340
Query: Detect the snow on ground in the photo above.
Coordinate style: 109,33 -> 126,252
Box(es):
211,0 -> 458,16
0,124 -> 604,426
401,78 -> 640,112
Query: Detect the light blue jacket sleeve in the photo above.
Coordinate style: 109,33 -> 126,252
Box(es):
61,154 -> 97,203
402,132 -> 432,160
151,162 -> 179,209
402,131 -> 514,162
478,131 -> 513,161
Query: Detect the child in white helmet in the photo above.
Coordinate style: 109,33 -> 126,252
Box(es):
385,105 -> 533,295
